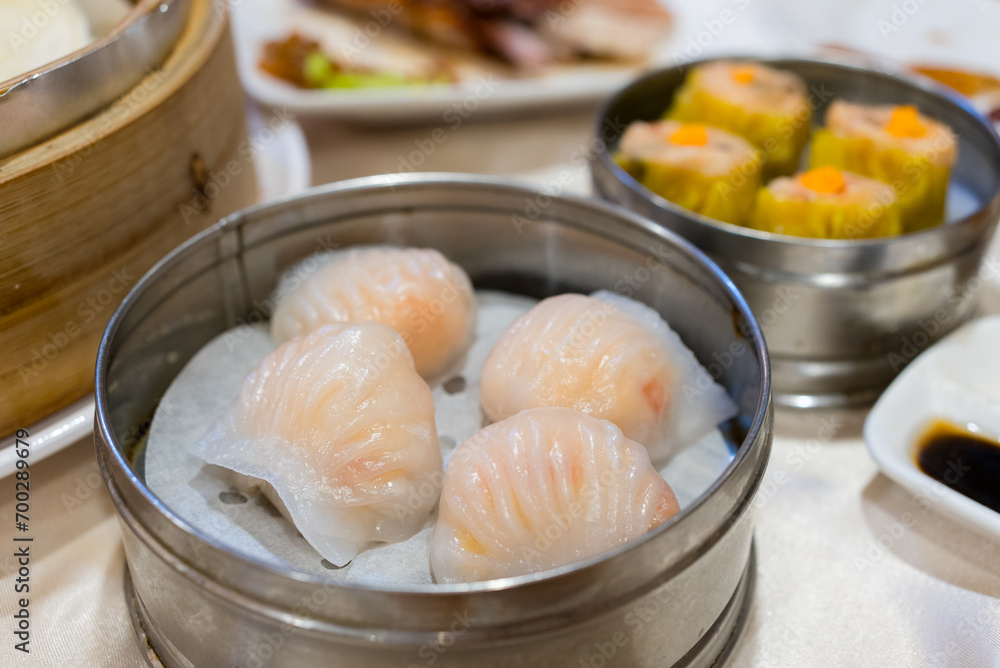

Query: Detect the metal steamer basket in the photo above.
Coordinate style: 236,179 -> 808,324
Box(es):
95,175 -> 772,668
591,58 -> 1000,409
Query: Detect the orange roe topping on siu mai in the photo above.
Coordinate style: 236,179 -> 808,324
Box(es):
731,65 -> 756,84
800,166 -> 846,194
669,123 -> 709,146
885,105 -> 927,138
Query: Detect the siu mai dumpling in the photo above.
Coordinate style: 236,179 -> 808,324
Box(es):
809,101 -> 957,231
665,60 -> 812,178
615,120 -> 762,226
271,246 -> 476,379
751,167 -> 902,239
480,291 -> 737,464
191,323 -> 442,566
430,407 -> 681,583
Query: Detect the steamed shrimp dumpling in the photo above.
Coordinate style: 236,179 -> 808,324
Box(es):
480,291 -> 737,464
271,246 -> 476,379
430,407 -> 680,583
191,323 -> 442,566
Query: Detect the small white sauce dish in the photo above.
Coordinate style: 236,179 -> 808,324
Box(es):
864,316 -> 1000,538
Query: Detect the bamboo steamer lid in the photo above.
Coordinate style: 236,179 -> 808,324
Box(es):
0,0 -> 258,435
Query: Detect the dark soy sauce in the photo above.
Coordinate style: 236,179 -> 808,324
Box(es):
914,420 -> 1000,514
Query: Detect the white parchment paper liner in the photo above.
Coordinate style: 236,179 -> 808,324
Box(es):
145,291 -> 736,585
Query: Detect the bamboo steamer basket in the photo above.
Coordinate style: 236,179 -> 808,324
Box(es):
0,0 -> 257,435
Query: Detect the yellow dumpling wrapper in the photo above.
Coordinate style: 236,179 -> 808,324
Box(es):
809,101 -> 957,232
750,168 -> 903,240
665,61 -> 812,178
615,120 -> 762,226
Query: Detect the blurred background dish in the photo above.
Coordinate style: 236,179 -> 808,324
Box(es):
0,0 -> 98,82
0,101 -> 311,479
759,0 -> 1000,77
0,0 -> 189,158
232,0 -> 679,119
910,66 -> 1000,121
0,0 -> 259,449
759,0 -> 1000,120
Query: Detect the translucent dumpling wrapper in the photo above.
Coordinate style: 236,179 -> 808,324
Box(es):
190,323 -> 443,566
270,246 -> 477,379
479,291 -> 737,465
430,407 -> 681,584
0,0 -> 93,82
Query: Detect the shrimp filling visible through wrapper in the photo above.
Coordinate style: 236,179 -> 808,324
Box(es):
480,291 -> 737,465
190,322 -> 443,566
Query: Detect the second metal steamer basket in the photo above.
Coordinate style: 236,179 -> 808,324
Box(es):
95,175 -> 772,668
591,58 -> 1000,409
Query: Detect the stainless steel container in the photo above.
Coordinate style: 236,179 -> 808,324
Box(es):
95,174 -> 772,668
591,58 -> 1000,408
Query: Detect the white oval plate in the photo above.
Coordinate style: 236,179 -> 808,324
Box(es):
864,316 -> 1000,539
231,0 -> 695,121
0,108 -> 311,479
